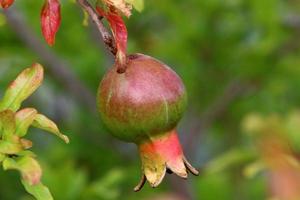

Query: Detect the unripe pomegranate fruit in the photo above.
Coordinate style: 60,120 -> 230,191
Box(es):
97,53 -> 199,191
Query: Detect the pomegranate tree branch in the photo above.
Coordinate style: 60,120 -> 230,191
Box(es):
77,0 -> 117,55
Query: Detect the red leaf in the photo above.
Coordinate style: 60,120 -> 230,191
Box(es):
107,12 -> 127,62
96,6 -> 128,65
95,6 -> 106,17
40,0 -> 61,46
0,0 -> 14,9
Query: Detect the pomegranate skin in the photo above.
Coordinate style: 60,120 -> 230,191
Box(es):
97,53 -> 198,191
97,53 -> 187,143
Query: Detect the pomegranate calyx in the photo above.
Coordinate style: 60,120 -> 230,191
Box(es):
134,129 -> 199,191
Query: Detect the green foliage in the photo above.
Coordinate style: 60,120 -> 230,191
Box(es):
125,0 -> 144,12
0,64 -> 69,200
22,180 -> 53,200
1,0 -> 300,199
242,111 -> 300,150
0,64 -> 43,112
204,148 -> 257,175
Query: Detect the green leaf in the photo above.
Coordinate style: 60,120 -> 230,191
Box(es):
125,0 -> 144,12
3,157 -> 18,170
0,118 -> 2,134
0,63 -> 44,112
0,140 -> 23,154
0,109 -> 16,140
204,148 -> 257,175
15,108 -> 38,137
22,179 -> 53,200
0,153 -> 6,162
85,168 -> 124,199
16,150 -> 37,157
3,156 -> 42,185
241,113 -> 264,134
32,114 -> 69,144
285,111 -> 300,151
243,160 -> 266,178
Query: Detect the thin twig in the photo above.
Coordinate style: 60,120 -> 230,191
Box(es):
77,0 -> 117,56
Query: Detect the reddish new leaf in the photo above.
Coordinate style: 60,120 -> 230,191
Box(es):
0,0 -> 14,9
107,12 -> 127,59
40,0 -> 61,46
96,6 -> 128,66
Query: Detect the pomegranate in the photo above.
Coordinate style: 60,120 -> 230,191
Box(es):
97,53 -> 198,191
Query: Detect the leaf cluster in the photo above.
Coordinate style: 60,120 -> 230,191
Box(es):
0,64 -> 69,200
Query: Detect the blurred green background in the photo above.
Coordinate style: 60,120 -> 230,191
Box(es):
1,0 -> 300,199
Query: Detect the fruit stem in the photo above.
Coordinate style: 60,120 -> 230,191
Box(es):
116,64 -> 126,73
116,53 -> 127,73
77,0 -> 117,56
